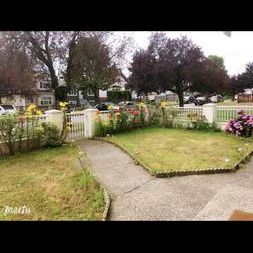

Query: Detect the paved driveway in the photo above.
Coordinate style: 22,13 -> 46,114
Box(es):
80,140 -> 253,220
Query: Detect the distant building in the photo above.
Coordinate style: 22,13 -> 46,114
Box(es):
1,73 -> 130,110
1,75 -> 55,111
243,88 -> 253,95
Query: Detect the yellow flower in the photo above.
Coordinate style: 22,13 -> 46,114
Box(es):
138,102 -> 146,108
27,104 -> 37,113
59,101 -> 68,108
108,105 -> 113,110
160,101 -> 168,108
36,110 -> 43,115
103,121 -> 109,127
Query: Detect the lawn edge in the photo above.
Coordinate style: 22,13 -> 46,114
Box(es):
78,156 -> 111,221
92,137 -> 160,176
93,137 -> 253,178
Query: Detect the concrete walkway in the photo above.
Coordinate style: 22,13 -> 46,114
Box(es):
79,140 -> 253,220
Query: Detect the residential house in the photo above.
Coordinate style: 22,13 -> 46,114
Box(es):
1,76 -> 55,111
66,76 -> 129,107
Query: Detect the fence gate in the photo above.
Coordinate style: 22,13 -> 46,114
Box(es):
66,112 -> 87,141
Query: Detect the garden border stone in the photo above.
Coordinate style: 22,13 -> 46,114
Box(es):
92,137 -> 253,178
77,155 -> 111,221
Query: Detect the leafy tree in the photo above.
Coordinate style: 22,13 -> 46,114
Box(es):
128,49 -> 158,96
190,58 -> 229,95
152,34 -> 206,106
0,37 -> 36,102
208,55 -> 226,71
227,63 -> 253,98
129,33 -> 229,106
1,31 -> 131,102
70,36 -> 119,103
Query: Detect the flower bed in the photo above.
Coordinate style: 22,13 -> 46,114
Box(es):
0,102 -> 69,156
95,103 -> 148,136
225,110 -> 253,137
94,102 -> 220,137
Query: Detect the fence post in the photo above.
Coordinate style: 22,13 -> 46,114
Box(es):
202,103 -> 216,123
84,109 -> 97,138
45,109 -> 64,132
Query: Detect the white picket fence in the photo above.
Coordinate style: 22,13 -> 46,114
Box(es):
98,110 -> 112,121
65,111 -> 87,141
215,106 -> 253,123
166,106 -> 203,118
3,105 -> 253,145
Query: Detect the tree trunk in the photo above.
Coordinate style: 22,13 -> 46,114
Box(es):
177,90 -> 184,107
94,89 -> 100,104
47,64 -> 63,102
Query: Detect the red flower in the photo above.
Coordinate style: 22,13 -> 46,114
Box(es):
132,110 -> 140,116
96,110 -> 100,115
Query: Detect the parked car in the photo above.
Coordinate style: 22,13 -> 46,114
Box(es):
210,95 -> 224,103
0,104 -> 17,115
183,95 -> 196,104
95,103 -> 108,111
119,101 -> 138,109
195,96 -> 210,106
104,102 -> 120,110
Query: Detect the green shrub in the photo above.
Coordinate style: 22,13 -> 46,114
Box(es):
191,118 -> 221,132
41,122 -> 62,147
107,90 -> 132,103
94,106 -> 148,137
0,114 -> 20,155
94,104 -> 222,137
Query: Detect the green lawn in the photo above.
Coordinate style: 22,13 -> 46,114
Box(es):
0,145 -> 104,220
217,100 -> 253,106
107,128 -> 253,173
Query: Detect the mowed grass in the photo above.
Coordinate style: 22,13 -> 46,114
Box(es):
107,128 -> 253,173
217,100 -> 253,106
0,145 -> 104,220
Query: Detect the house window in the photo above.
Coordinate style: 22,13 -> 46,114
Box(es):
28,97 -> 34,103
40,96 -> 52,106
39,81 -> 51,90
69,100 -> 77,105
68,90 -> 78,96
87,90 -> 95,96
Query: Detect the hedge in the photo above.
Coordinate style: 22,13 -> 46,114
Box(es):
107,90 -> 132,103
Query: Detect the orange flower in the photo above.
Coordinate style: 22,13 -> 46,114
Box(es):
107,114 -> 112,119
96,110 -> 100,115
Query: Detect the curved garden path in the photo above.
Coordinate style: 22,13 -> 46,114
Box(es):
79,140 -> 253,220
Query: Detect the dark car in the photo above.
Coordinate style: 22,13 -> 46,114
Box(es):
183,95 -> 196,104
95,103 -> 108,111
119,101 -> 138,109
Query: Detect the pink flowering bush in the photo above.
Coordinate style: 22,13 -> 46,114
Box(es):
225,110 -> 253,137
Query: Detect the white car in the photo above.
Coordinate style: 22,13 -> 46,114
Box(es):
0,105 -> 17,115
210,95 -> 224,103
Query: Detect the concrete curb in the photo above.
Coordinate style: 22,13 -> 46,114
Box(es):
102,188 -> 111,221
92,137 -> 253,178
78,156 -> 111,221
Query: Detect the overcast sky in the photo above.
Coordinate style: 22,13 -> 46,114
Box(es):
115,31 -> 253,77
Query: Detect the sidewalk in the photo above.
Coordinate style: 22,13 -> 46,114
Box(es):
80,139 -> 253,220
